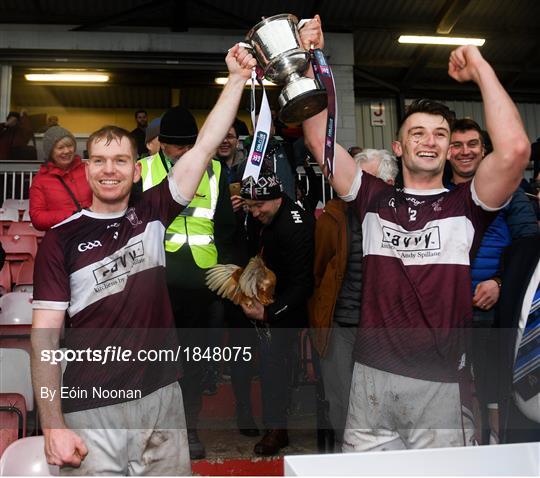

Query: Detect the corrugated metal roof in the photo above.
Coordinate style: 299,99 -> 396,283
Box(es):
1,0 -> 539,103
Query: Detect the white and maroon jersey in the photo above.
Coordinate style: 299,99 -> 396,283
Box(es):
33,175 -> 188,412
348,170 -> 499,382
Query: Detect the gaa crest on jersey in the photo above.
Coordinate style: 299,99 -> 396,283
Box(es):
432,197 -> 443,212
126,208 -> 142,227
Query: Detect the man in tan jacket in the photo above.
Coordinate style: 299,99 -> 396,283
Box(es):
309,149 -> 398,449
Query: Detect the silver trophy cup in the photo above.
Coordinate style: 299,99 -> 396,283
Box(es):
244,13 -> 327,124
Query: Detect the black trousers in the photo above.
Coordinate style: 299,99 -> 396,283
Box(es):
225,301 -> 258,413
168,286 -> 213,429
257,326 -> 296,429
471,309 -> 495,444
226,304 -> 297,428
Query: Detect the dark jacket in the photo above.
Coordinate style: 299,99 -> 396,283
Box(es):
29,156 -> 92,231
247,194 -> 314,327
333,206 -> 363,326
471,188 -> 538,289
0,114 -> 33,161
130,127 -> 148,158
445,181 -> 538,289
488,234 -> 540,442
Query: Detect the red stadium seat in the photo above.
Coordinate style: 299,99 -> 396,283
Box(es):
1,235 -> 38,262
1,235 -> 38,280
13,261 -> 34,293
0,393 -> 27,458
7,223 -> 44,240
0,263 -> 11,295
0,436 -> 59,476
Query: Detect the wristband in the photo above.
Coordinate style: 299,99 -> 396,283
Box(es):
491,277 -> 502,288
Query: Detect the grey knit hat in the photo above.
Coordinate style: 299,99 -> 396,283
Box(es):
43,126 -> 76,160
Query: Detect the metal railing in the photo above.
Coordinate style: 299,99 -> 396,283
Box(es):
0,161 -> 335,208
0,161 -> 41,204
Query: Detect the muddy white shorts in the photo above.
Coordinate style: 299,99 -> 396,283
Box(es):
343,363 -> 476,452
61,382 -> 190,476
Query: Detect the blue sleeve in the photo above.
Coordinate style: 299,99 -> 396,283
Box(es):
504,188 -> 539,240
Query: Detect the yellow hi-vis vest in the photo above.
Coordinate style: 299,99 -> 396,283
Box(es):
138,153 -> 220,269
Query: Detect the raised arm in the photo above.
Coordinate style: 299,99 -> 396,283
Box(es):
172,45 -> 256,201
299,15 -> 358,198
31,309 -> 88,467
448,46 -> 530,208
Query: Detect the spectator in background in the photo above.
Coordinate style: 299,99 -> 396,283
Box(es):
215,123 -> 260,435
145,117 -> 161,156
234,117 -> 250,137
29,126 -> 92,230
215,124 -> 242,184
130,109 -> 148,158
270,108 -> 288,139
309,149 -> 398,450
240,170 -> 314,456
0,111 -> 34,161
347,146 -> 363,157
239,118 -> 296,200
37,115 -> 60,133
447,118 -> 538,443
46,115 -> 59,129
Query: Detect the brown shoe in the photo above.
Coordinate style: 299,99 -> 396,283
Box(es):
253,429 -> 289,456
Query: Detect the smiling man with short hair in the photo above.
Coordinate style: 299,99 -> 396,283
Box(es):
447,117 -> 538,443
30,44 -> 256,476
300,16 -> 530,452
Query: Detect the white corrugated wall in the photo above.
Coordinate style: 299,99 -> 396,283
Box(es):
355,99 -> 540,150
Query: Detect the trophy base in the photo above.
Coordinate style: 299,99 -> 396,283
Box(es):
278,78 -> 328,124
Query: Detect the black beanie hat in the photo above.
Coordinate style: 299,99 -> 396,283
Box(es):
159,106 -> 198,146
240,172 -> 283,200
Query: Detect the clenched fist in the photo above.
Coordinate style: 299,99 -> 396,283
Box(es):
448,45 -> 490,84
299,14 -> 324,51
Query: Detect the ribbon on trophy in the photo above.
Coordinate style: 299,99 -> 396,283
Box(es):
310,48 -> 337,178
242,68 -> 272,184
